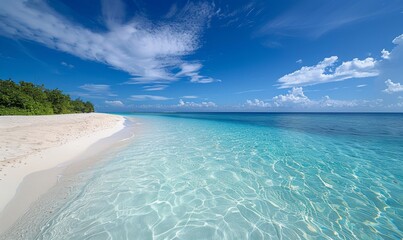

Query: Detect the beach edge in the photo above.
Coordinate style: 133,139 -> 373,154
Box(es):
0,113 -> 126,234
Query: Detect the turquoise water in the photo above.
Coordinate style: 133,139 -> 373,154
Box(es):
32,114 -> 403,239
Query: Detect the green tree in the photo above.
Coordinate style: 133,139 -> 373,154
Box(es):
45,89 -> 72,114
84,101 -> 95,113
0,79 -> 95,115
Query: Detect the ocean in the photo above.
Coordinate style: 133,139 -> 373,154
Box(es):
13,113 -> 403,239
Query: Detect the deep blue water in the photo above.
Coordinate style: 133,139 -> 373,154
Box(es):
25,113 -> 403,239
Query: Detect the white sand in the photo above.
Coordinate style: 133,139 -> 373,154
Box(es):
0,113 -> 125,215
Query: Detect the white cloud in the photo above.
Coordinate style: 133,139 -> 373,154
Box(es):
278,56 -> 378,88
320,96 -> 358,108
245,87 -> 380,109
176,62 -> 216,83
190,77 -> 216,83
176,62 -> 203,75
245,99 -> 271,107
79,84 -> 110,93
142,85 -> 168,91
296,59 -> 303,64
383,79 -> 403,93
61,61 -> 74,68
245,87 -> 311,108
215,2 -> 260,28
257,1 -> 400,38
357,84 -> 367,88
182,95 -> 198,99
0,0 -> 214,83
129,95 -> 172,101
105,100 -> 124,107
273,87 -> 312,106
178,99 -> 216,107
381,49 -> 390,59
378,33 -> 403,95
75,84 -> 116,98
392,34 -> 403,45
235,89 -> 264,94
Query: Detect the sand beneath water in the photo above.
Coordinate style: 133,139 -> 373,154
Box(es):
0,113 -> 125,233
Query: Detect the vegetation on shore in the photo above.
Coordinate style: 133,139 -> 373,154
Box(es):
0,79 -> 94,115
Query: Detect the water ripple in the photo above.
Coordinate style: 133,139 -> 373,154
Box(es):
6,114 -> 403,239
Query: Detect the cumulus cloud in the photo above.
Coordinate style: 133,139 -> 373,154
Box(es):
273,87 -> 311,106
381,49 -> 390,59
129,95 -> 172,101
320,96 -> 358,108
378,34 -> 403,95
244,87 -> 382,109
383,79 -> 403,93
244,87 -> 311,108
105,100 -> 124,107
392,34 -> 403,45
384,34 -> 403,60
278,56 -> 378,88
178,99 -> 216,107
245,99 -> 271,107
0,0 -> 214,83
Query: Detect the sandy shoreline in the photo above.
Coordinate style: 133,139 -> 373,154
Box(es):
0,113 -> 125,233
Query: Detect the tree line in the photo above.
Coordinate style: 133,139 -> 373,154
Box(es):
0,79 -> 94,115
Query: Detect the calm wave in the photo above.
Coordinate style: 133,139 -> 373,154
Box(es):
24,114 -> 403,239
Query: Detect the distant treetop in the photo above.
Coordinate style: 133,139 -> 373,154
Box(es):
0,79 -> 94,115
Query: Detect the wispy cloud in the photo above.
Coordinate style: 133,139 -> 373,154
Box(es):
71,84 -> 116,99
79,84 -> 116,96
278,56 -> 378,88
258,0 -> 402,38
142,85 -> 168,91
129,95 -> 172,101
215,2 -> 263,28
164,3 -> 178,19
0,0 -> 215,84
176,62 -> 217,83
182,95 -> 198,99
235,89 -> 264,94
105,100 -> 124,107
61,61 -> 74,68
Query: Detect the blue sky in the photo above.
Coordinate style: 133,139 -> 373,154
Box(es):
0,0 -> 402,112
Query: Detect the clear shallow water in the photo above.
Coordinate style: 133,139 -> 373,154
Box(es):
25,114 -> 403,239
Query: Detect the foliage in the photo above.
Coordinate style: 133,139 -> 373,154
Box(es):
0,79 -> 94,115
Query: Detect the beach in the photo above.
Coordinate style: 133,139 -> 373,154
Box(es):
0,113 -> 125,233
